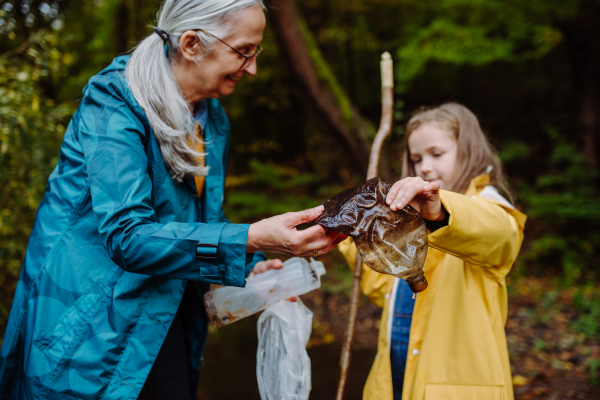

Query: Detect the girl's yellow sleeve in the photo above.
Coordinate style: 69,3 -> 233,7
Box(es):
337,238 -> 395,309
430,190 -> 527,274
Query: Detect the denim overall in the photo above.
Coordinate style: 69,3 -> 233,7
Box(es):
390,279 -> 416,399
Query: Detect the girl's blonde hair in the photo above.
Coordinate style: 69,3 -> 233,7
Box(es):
401,102 -> 505,195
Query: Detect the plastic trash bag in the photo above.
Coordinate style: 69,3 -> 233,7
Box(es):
256,299 -> 312,400
316,177 -> 429,293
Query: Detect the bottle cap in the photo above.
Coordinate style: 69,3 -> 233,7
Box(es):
310,258 -> 326,277
406,273 -> 428,293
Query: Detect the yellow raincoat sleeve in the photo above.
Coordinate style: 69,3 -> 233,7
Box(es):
338,238 -> 394,309
430,190 -> 527,277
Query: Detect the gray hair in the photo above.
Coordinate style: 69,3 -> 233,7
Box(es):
126,0 -> 265,182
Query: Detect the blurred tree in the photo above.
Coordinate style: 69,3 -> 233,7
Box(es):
517,127 -> 600,282
393,0 -> 600,169
1,1 -> 600,344
266,0 -> 374,175
0,30 -> 74,334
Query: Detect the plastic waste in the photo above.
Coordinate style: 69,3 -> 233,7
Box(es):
204,257 -> 325,327
316,177 -> 429,293
256,299 -> 312,400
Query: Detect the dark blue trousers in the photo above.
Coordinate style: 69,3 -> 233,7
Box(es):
390,279 -> 415,399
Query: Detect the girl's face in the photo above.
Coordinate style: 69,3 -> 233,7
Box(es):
408,123 -> 458,190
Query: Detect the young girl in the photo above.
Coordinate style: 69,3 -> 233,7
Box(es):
339,103 -> 526,400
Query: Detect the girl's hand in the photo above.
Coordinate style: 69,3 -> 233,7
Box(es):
386,177 -> 445,221
247,205 -> 348,256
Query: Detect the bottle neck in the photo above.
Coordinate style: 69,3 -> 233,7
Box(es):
405,269 -> 428,293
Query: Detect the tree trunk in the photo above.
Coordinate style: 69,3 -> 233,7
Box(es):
115,0 -> 130,55
557,0 -> 600,169
580,70 -> 598,169
266,0 -> 372,175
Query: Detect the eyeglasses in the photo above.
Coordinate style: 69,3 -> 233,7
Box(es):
195,29 -> 263,71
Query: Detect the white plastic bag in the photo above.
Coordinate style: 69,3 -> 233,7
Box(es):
256,299 -> 313,400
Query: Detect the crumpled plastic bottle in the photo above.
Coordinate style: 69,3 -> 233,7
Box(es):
316,177 -> 429,293
204,258 -> 325,327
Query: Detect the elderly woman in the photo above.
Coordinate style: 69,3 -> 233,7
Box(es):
0,1 -> 345,399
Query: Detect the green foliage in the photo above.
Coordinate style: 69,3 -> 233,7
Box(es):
587,357 -> 600,387
572,288 -> 600,340
0,30 -> 74,325
223,159 -> 343,223
394,0 -> 577,91
571,287 -> 600,385
518,128 -> 600,283
497,140 -> 529,164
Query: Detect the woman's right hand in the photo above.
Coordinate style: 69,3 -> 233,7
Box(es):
246,205 -> 347,257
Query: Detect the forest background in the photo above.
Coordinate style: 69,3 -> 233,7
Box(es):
1,0 -> 600,398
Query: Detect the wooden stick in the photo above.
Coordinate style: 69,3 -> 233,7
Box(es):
336,52 -> 394,400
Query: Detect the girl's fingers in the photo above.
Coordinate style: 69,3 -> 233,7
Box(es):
386,178 -> 411,205
391,179 -> 427,211
389,177 -> 441,211
422,180 -> 440,195
417,181 -> 441,205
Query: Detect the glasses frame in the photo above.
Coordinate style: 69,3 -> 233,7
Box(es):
195,29 -> 263,71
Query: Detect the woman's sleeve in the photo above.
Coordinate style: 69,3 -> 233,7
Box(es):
78,80 -> 253,287
338,238 -> 395,309
428,190 -> 526,270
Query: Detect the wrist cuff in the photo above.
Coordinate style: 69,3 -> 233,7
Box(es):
424,206 -> 450,232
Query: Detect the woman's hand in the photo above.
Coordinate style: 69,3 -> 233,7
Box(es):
247,205 -> 347,256
249,259 -> 297,302
386,177 -> 445,221
248,259 -> 283,278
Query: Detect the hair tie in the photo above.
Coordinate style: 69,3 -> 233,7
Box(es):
154,27 -> 170,45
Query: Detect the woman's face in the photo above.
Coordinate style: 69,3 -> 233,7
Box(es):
177,6 -> 266,101
408,123 -> 458,190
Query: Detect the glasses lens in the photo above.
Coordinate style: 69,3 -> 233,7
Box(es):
239,47 -> 263,71
239,55 -> 255,71
239,57 -> 250,71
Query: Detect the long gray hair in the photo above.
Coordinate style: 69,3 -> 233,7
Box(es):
126,0 -> 265,181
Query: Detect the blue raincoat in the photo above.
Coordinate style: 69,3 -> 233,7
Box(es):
0,56 -> 265,399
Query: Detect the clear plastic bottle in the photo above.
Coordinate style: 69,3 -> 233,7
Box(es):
204,257 -> 326,327
316,177 -> 429,294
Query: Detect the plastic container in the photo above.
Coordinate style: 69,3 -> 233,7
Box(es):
204,257 -> 325,327
316,177 -> 429,294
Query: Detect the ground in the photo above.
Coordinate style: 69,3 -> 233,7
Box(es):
197,251 -> 600,400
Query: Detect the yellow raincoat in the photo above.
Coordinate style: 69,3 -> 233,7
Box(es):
338,175 -> 527,400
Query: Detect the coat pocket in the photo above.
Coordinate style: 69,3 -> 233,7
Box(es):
425,383 -> 504,400
33,280 -> 110,358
